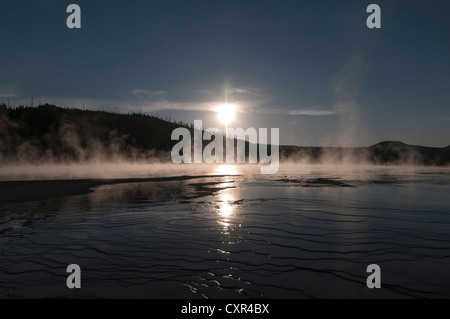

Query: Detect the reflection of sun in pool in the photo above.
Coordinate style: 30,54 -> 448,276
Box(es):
215,165 -> 238,176
219,195 -> 234,218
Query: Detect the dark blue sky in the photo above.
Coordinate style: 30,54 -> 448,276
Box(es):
1,0 -> 449,146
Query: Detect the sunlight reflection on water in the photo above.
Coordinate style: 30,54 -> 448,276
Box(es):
1,167 -> 450,299
217,192 -> 236,238
214,165 -> 238,176
219,194 -> 234,218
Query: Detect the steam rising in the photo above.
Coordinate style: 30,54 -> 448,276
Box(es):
0,96 -> 448,182
330,54 -> 369,147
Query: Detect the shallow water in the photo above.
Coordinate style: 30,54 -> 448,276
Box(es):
0,166 -> 450,299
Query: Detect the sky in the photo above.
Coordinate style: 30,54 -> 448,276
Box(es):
0,0 -> 449,147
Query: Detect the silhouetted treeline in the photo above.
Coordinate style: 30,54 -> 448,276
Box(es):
0,104 -> 185,163
0,104 -> 449,165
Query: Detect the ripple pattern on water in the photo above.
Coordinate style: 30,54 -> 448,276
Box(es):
1,172 -> 450,299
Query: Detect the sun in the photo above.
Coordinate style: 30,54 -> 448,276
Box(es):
217,104 -> 236,126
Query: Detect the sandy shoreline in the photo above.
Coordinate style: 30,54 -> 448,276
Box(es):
0,175 -> 230,204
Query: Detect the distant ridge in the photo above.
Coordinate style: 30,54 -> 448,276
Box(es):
0,104 -> 449,166
280,141 -> 450,165
371,141 -> 444,149
371,141 -> 405,147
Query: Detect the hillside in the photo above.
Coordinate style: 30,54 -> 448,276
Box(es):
0,104 -> 185,163
0,104 -> 449,165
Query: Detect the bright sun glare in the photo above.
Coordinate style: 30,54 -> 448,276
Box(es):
217,104 -> 236,126
219,195 -> 234,218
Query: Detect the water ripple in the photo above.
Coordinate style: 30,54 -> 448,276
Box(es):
1,172 -> 450,298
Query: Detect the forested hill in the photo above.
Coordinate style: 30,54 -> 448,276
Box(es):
0,104 -> 449,166
0,104 -> 185,163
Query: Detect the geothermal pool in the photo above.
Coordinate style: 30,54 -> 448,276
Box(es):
0,165 -> 449,298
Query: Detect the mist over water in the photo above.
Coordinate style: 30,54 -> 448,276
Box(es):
1,162 -> 447,182
0,163 -> 219,182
